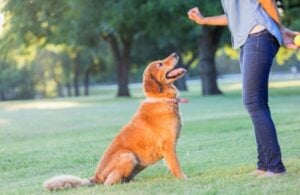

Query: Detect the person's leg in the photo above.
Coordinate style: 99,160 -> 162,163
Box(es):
240,42 -> 266,172
240,30 -> 285,173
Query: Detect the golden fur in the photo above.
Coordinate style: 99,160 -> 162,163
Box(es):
44,53 -> 187,190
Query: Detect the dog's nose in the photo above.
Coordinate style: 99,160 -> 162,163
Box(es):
171,53 -> 178,58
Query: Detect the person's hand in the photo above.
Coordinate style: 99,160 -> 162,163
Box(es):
280,26 -> 300,49
187,7 -> 205,25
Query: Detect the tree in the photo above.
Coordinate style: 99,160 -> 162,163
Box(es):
2,0 -> 226,99
6,0 -> 297,100
98,1 -> 148,97
193,1 -> 227,95
198,26 -> 224,95
2,0 -> 107,98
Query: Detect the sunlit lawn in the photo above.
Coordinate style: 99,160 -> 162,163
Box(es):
0,78 -> 300,195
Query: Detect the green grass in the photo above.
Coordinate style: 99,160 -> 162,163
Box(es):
1,79 -> 300,195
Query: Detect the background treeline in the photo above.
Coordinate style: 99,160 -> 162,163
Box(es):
0,0 -> 299,101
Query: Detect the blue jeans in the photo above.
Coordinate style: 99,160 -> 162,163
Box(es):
240,30 -> 285,173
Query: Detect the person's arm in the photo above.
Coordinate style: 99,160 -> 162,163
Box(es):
187,7 -> 228,26
259,0 -> 299,49
258,0 -> 281,25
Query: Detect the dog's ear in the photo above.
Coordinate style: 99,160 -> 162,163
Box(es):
143,73 -> 163,95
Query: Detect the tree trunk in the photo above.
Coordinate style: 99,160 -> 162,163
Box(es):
73,58 -> 80,96
102,33 -> 131,97
0,91 -> 5,101
175,75 -> 188,91
116,59 -> 131,97
174,57 -> 188,91
66,83 -> 72,97
84,69 -> 90,96
199,26 -> 224,95
56,82 -> 64,97
174,53 -> 197,91
117,36 -> 131,97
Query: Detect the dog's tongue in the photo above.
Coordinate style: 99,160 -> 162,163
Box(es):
167,68 -> 186,78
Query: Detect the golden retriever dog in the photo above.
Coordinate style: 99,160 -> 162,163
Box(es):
44,53 -> 187,191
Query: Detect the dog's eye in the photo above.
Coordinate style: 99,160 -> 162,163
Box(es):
157,63 -> 163,68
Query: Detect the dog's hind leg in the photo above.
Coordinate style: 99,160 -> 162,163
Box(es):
123,164 -> 146,183
103,152 -> 138,185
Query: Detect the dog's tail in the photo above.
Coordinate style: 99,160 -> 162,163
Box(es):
43,175 -> 93,191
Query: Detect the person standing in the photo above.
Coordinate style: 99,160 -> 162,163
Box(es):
188,0 -> 299,177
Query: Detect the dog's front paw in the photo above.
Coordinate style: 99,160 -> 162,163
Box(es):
182,174 -> 188,180
177,173 -> 188,180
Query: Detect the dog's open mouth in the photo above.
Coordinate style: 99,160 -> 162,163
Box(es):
166,68 -> 187,79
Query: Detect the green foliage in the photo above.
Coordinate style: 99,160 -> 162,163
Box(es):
3,0 -> 67,45
1,0 -> 112,99
281,0 -> 300,29
0,0 -> 299,100
0,61 -> 35,100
